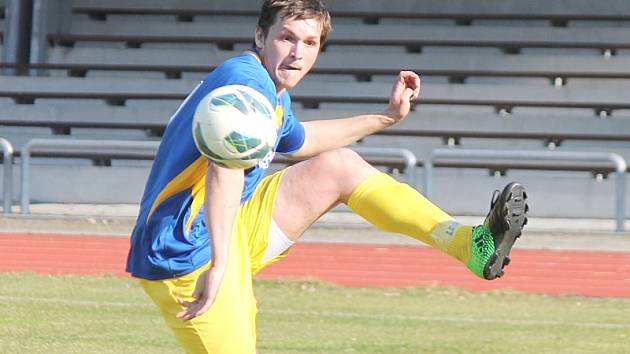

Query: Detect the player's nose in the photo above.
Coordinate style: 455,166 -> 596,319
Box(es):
290,42 -> 304,60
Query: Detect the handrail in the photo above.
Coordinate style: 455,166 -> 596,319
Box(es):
18,139 -> 418,214
352,146 -> 417,188
0,138 -> 14,214
423,148 -> 627,232
20,138 -> 159,214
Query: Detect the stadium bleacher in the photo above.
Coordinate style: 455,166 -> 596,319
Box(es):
68,0 -> 630,20
1,0 -> 629,223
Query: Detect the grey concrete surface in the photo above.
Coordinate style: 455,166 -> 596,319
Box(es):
1,203 -> 630,252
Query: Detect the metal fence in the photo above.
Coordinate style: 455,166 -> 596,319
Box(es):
20,138 -> 159,214
423,148 -> 627,232
18,139 -> 418,214
0,138 -> 14,214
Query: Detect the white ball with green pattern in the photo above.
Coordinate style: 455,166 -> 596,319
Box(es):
192,84 -> 278,169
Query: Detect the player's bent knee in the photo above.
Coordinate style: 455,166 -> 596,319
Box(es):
302,148 -> 377,197
312,148 -> 370,175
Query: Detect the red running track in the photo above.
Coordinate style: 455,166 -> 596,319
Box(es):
1,233 -> 629,298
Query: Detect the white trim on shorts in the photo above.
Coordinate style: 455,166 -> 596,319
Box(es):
262,218 -> 295,263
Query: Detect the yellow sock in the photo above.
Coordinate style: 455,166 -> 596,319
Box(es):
347,173 -> 473,263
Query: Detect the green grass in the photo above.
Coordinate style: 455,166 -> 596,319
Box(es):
0,273 -> 629,353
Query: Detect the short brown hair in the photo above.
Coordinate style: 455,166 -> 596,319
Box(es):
257,0 -> 332,48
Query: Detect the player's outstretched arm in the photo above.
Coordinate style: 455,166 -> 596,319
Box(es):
290,71 -> 421,159
176,163 -> 244,321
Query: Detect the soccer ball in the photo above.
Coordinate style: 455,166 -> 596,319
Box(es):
192,84 -> 278,169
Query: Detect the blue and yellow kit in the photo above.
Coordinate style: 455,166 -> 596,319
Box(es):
126,52 -> 305,280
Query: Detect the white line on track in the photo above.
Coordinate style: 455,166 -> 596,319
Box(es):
1,295 -> 629,330
0,295 -> 152,309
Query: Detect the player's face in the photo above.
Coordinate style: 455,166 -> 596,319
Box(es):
256,15 -> 322,94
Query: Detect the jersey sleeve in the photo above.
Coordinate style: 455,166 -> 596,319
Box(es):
276,93 -> 306,155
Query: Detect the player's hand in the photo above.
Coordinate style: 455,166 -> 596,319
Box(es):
385,71 -> 421,123
176,264 -> 226,321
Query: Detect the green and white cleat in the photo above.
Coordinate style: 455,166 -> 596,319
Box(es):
467,182 -> 529,280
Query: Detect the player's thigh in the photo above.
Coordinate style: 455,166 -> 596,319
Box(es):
139,226 -> 257,354
273,148 -> 379,239
238,169 -> 290,271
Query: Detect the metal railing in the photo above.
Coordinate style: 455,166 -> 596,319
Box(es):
0,138 -> 14,214
17,138 -> 418,213
423,148 -> 628,232
352,146 -> 417,188
20,138 -> 159,214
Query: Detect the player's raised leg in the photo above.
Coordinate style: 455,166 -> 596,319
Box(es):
273,148 -> 528,279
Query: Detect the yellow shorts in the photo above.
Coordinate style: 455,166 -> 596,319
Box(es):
140,169 -> 287,354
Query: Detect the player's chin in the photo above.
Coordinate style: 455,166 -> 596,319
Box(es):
278,78 -> 302,91
281,70 -> 306,86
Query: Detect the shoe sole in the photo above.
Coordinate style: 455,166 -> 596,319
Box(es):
484,182 -> 528,280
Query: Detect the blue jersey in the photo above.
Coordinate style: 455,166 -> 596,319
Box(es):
126,52 -> 305,280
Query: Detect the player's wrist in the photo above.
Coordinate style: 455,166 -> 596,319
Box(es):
381,109 -> 400,125
209,257 -> 228,271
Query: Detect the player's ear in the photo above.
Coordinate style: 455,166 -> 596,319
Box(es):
254,27 -> 265,51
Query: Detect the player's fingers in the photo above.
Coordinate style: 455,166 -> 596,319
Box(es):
400,70 -> 418,82
176,299 -> 212,321
176,296 -> 201,317
390,74 -> 406,100
412,72 -> 421,89
401,87 -> 414,102
192,303 -> 211,318
400,71 -> 420,100
178,303 -> 203,320
411,76 -> 421,100
177,298 -> 196,308
176,305 -> 196,320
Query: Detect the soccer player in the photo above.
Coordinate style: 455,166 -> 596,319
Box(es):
126,0 -> 529,352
